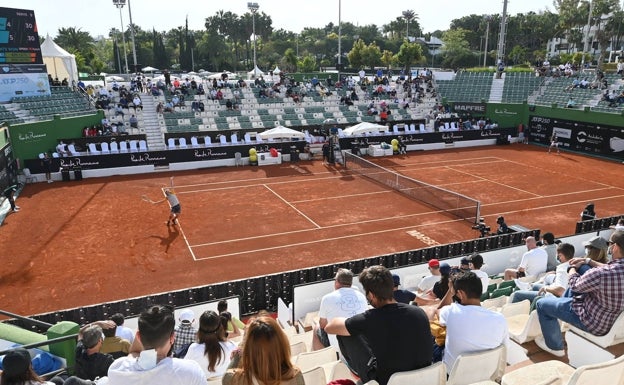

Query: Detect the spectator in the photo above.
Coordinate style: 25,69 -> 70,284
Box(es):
580,202 -> 596,221
413,263 -> 452,306
311,268 -> 368,353
129,115 -> 139,129
107,305 -> 205,385
325,265 -> 433,385
392,274 -> 416,304
173,309 -> 197,356
535,231 -> 624,357
184,310 -> 237,379
503,237 -> 548,280
101,322 -> 131,359
468,254 -> 490,294
223,316 -> 303,385
74,321 -> 115,381
132,95 -> 143,111
0,348 -> 57,385
111,313 -> 135,343
56,141 -> 68,156
496,216 -> 509,235
541,232 -> 558,272
217,300 -> 245,335
416,259 -> 442,295
2,184 -> 20,213
511,242 -> 575,308
435,272 -> 509,374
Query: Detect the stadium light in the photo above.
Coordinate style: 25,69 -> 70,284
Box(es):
127,0 -> 138,73
112,0 -> 129,73
248,2 -> 260,77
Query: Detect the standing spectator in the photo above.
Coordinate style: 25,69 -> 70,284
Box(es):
417,259 -> 442,295
535,231 -> 624,357
40,152 -> 53,183
326,265 -> 433,385
222,316 -> 303,385
172,309 -> 197,356
436,272 -> 509,374
392,274 -> 416,304
580,202 -> 596,221
503,236 -> 548,280
311,268 -> 368,353
107,305 -> 205,385
184,310 -> 237,379
2,184 -> 20,213
111,313 -> 135,344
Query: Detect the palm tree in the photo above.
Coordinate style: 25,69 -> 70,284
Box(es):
401,10 -> 417,40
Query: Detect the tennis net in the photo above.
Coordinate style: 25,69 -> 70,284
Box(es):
344,152 -> 481,223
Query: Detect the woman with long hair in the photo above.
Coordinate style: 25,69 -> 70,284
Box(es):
0,348 -> 55,385
222,316 -> 303,385
184,310 -> 238,379
413,263 -> 452,306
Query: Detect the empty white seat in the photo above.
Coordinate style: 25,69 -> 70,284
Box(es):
219,135 -> 228,145
168,137 -> 176,149
301,366 -> 326,385
447,344 -> 506,385
204,136 -> 212,146
129,140 -> 138,152
119,141 -> 128,152
88,143 -> 100,155
139,140 -> 148,151
179,137 -> 188,148
293,347 -> 337,372
387,361 -> 446,385
109,141 -> 119,153
100,142 -> 110,154
190,136 -> 199,147
231,133 -> 239,144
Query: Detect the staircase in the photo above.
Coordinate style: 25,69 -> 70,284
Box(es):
488,74 -> 505,103
139,97 -> 166,150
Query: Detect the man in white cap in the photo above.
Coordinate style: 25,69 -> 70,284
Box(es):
172,308 -> 196,355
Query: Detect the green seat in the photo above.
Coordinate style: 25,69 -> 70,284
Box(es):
490,286 -> 513,299
497,280 -> 516,290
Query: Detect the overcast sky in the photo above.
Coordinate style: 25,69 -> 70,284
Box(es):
14,0 -> 556,39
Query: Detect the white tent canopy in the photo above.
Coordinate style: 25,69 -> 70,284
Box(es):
272,66 -> 281,74
248,66 -> 264,78
258,125 -> 305,140
343,122 -> 389,136
41,34 -> 78,85
141,66 -> 159,72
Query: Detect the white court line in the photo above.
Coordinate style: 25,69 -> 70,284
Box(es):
263,184 -> 321,228
193,217 -> 466,260
445,166 -> 542,197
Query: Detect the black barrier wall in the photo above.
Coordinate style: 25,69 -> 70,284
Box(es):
21,228 -> 541,330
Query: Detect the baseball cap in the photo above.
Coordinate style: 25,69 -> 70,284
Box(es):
460,257 -> 470,266
1,348 -> 31,377
582,236 -> 608,250
392,274 -> 401,287
428,259 -> 440,268
439,263 -> 451,276
179,309 -> 195,323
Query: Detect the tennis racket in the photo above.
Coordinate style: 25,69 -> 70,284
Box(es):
141,195 -> 157,204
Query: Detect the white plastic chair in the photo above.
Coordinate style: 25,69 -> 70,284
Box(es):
88,143 -> 100,155
190,136 -> 199,147
204,136 -> 212,146
100,142 -> 110,154
231,133 -> 239,144
446,344 -> 506,385
129,140 -> 138,152
179,137 -> 188,148
219,135 -> 228,145
22,168 -> 37,183
387,362 -> 446,385
119,141 -> 129,152
168,137 -> 176,149
138,140 -> 148,151
293,346 -> 337,372
244,133 -> 252,143
289,341 -> 307,358
234,152 -> 243,166
68,144 -> 79,156
109,141 -> 119,153
301,366 -> 326,385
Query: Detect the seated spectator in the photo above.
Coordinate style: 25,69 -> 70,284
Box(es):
132,95 -> 143,111
417,259 -> 442,295
198,101 -> 205,112
107,305 -> 205,385
223,316 -> 303,385
156,102 -> 164,114
503,236 -> 548,280
535,231 -> 624,357
111,313 -> 135,343
540,232 -> 558,272
129,114 -> 139,129
115,105 -> 125,119
467,254 -> 489,293
101,323 -> 131,359
413,263 -> 452,306
511,242 -> 574,308
435,271 -> 509,374
326,265 -> 433,385
184,310 -> 237,379
392,274 -> 416,304
0,348 -> 58,385
56,141 -> 68,156
216,300 -> 245,334
74,321 -> 116,380
164,101 -> 174,113
225,99 -> 233,110
171,95 -> 181,107
118,96 -> 129,109
173,309 -> 197,357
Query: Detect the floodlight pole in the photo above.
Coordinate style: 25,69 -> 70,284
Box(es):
127,0 -> 138,73
248,2 -> 259,76
112,0 -> 129,74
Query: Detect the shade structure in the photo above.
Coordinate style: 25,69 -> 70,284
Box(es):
258,125 -> 306,140
342,122 -> 389,136
141,66 -> 159,72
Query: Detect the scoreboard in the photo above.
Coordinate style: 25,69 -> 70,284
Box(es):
0,7 -> 42,64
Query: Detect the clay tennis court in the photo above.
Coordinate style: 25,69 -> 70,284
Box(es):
1,143 -> 623,317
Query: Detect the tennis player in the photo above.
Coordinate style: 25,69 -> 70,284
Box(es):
154,177 -> 181,226
548,133 -> 559,154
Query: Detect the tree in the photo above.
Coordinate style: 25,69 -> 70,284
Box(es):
55,27 -> 95,72
347,39 -> 366,69
395,40 -> 424,74
282,48 -> 298,72
508,45 -> 528,65
298,54 -> 317,72
440,28 -> 474,69
362,41 -> 382,69
381,49 -> 396,69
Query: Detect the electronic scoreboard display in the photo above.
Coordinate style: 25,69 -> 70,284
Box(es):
0,7 -> 42,65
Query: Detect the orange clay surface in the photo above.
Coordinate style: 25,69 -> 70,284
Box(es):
1,144 -> 623,316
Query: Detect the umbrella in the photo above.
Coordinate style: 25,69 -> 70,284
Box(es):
342,122 -> 389,136
258,125 -> 306,140
141,66 -> 159,72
